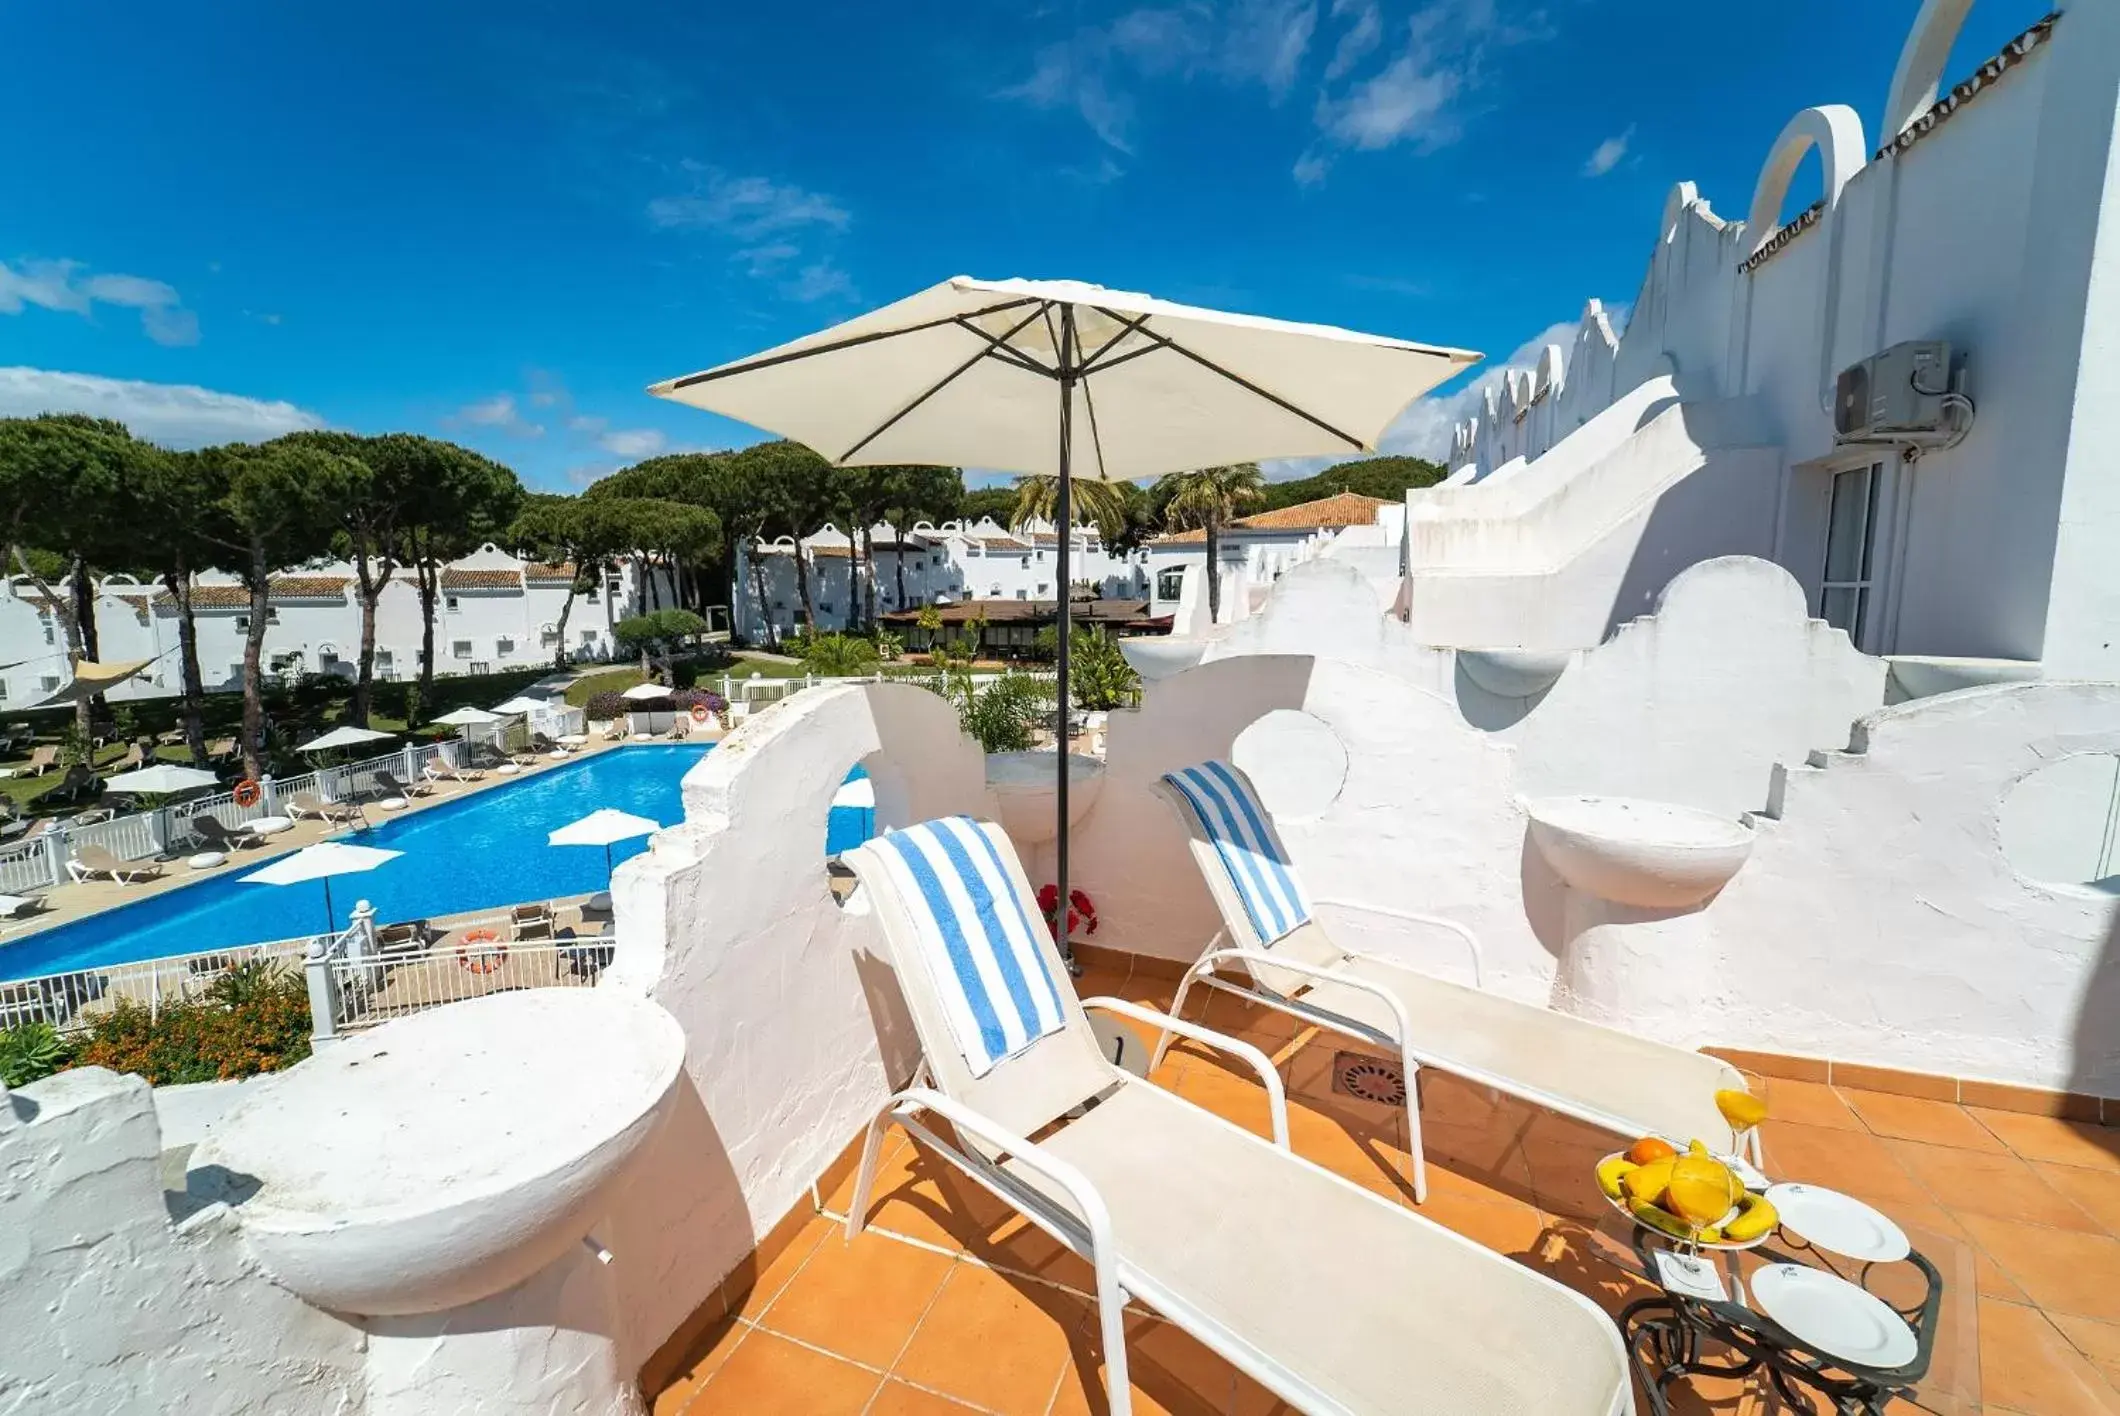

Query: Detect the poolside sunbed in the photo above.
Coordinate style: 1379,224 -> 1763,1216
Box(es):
66,843 -> 164,886
287,792 -> 363,826
843,816 -> 1633,1416
1153,759 -> 1759,1205
510,902 -> 556,942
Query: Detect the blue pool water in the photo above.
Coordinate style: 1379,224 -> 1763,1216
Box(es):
1,746 -> 876,980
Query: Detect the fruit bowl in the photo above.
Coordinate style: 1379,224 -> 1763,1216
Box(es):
1597,1148 -> 1780,1252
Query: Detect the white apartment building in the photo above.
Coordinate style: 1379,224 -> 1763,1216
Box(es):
0,544 -> 672,708
732,516 -> 1150,641
1143,491 -> 1400,619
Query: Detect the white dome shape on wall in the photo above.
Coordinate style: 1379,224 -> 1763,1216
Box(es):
1742,104 -> 1868,260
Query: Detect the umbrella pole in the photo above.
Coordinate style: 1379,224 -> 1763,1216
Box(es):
1055,307 -> 1078,975
323,876 -> 336,933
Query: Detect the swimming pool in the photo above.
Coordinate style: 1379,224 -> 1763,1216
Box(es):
1,745 -> 876,980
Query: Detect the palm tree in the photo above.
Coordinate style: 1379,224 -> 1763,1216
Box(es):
1009,473 -> 1131,547
1154,463 -> 1266,624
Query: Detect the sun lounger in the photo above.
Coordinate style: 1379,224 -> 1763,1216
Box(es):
423,758 -> 483,785
510,902 -> 555,942
374,920 -> 436,958
17,744 -> 57,777
182,815 -> 259,853
287,792 -> 363,826
1153,760 -> 1758,1205
843,816 -> 1632,1416
373,770 -> 432,800
66,843 -> 164,886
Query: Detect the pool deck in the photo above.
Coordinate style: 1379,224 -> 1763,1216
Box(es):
0,729 -> 713,961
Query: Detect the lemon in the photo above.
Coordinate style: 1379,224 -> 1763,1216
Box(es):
1623,1156 -> 1677,1205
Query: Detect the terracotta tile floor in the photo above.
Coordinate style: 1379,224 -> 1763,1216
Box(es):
653,962 -> 2120,1415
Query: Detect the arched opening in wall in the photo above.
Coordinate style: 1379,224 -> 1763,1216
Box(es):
1775,146 -> 1824,227
825,751 -> 886,908
1999,754 -> 2120,893
1932,1 -> 2056,95
1231,710 -> 1348,822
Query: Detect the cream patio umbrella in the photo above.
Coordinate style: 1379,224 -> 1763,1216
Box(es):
650,276 -> 1479,963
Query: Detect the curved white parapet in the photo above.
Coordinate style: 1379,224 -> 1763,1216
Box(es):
986,751 -> 1105,845
192,988 -> 686,1317
1119,637 -> 1208,681
1456,648 -> 1573,700
1885,655 -> 2041,703
1525,794 -> 1754,909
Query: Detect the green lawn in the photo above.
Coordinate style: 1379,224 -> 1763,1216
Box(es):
730,654 -> 810,680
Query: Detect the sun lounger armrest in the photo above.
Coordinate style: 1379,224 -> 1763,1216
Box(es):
1081,996 -> 1289,1151
883,1086 -> 1131,1367
1308,896 -> 1484,988
1202,947 -> 1422,1060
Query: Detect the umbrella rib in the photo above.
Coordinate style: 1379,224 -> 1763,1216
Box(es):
667,297 -> 1041,390
837,302 -> 1053,463
1087,314 -> 1370,450
1080,378 -> 1110,482
1075,309 -> 1158,373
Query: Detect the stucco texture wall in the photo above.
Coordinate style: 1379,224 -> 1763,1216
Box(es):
596,683 -> 994,1372
0,1068 -> 365,1414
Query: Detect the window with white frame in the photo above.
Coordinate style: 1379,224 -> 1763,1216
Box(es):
1020,555 -> 1030,569
496,636 -> 515,656
579,629 -> 597,646
40,619 -> 52,646
1015,589 -> 1027,600
1157,568 -> 1185,600
540,622 -> 559,644
1820,463 -> 1882,643
451,639 -> 473,659
40,675 -> 59,692
235,615 -> 249,633
445,594 -> 461,611
469,660 -> 492,675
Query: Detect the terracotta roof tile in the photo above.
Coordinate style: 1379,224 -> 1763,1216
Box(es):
1152,491 -> 1394,544
524,562 -> 577,582
188,585 -> 254,609
268,575 -> 351,599
440,568 -> 524,591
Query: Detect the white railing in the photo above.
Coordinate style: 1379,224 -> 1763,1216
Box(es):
0,934 -> 316,1034
63,812 -> 162,864
324,935 -> 608,1034
0,836 -> 51,896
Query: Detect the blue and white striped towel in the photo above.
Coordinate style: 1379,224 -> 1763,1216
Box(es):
1162,760 -> 1314,945
869,817 -> 1067,1078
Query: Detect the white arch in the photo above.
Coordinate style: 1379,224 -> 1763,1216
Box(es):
1884,0 -> 1978,140
1743,105 -> 1868,257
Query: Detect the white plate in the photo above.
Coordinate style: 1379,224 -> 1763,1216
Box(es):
1766,1183 -> 1910,1263
1750,1263 -> 1918,1369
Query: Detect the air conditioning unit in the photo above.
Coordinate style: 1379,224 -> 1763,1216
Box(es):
1834,341 -> 1953,441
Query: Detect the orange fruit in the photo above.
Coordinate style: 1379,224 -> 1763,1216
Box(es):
1626,1135 -> 1678,1166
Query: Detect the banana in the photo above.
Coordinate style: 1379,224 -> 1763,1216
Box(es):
1687,1138 -> 1710,1156
1595,1155 -> 1638,1200
1628,1197 -> 1697,1241
1721,1192 -> 1779,1243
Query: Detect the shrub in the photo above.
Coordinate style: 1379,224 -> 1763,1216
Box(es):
801,633 -> 881,678
584,690 -> 632,721
0,1021 -> 72,1088
944,673 -> 1051,753
875,631 -> 905,663
670,688 -> 727,716
69,962 -> 313,1086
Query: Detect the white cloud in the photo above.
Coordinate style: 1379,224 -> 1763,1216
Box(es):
452,393 -> 544,438
0,257 -> 200,346
1003,1 -> 1321,152
0,367 -> 323,449
1583,125 -> 1633,177
1302,0 -> 1554,180
597,428 -> 667,459
647,168 -> 849,240
785,260 -> 855,304
1378,317 -> 1578,460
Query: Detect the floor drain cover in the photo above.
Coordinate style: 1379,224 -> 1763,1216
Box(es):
1332,1051 -> 1406,1107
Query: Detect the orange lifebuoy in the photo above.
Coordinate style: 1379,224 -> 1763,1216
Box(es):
457,928 -> 507,974
689,703 -> 710,723
232,779 -> 262,808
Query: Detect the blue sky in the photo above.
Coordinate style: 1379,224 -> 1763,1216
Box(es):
0,0 -> 2050,489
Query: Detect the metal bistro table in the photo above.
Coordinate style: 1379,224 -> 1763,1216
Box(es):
1619,1223 -> 1946,1415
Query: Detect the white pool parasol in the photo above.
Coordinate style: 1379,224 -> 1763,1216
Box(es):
429,706 -> 503,727
650,275 -> 1478,966
547,807 -> 661,879
618,683 -> 671,701
243,841 -> 402,930
104,763 -> 221,795
300,725 -> 394,754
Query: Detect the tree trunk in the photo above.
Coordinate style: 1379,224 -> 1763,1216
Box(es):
14,550 -> 90,740
861,526 -> 878,629
240,546 -> 271,781
416,557 -> 439,713
747,544 -> 778,651
1204,516 -> 1222,625
553,578 -> 580,670
162,567 -> 208,766
69,558 -> 100,740
350,547 -> 393,729
892,519 -> 910,610
638,555 -> 659,613
793,546 -> 818,634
